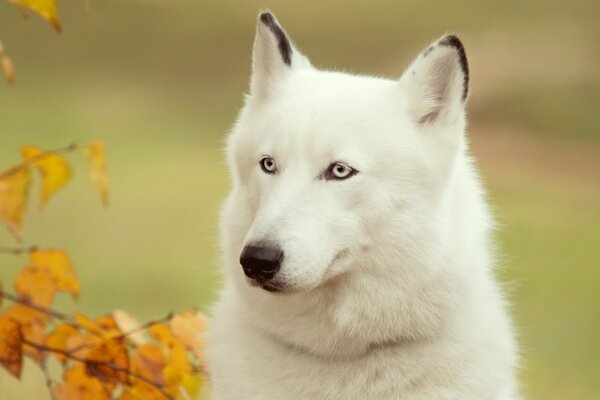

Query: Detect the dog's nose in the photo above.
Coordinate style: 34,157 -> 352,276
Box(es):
240,245 -> 283,281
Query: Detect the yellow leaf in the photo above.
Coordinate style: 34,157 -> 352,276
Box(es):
113,310 -> 147,346
0,316 -> 23,379
1,304 -> 49,363
133,343 -> 165,383
7,0 -> 61,32
181,372 -> 204,399
85,338 -> 130,385
0,166 -> 31,239
85,141 -> 109,207
150,323 -> 191,390
119,343 -> 167,400
170,311 -> 208,364
14,265 -> 57,307
46,323 -> 79,363
74,313 -> 122,340
0,41 -> 16,85
30,249 -> 80,299
21,145 -> 72,209
55,364 -> 112,400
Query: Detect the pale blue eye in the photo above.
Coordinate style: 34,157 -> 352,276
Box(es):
260,157 -> 277,174
325,162 -> 357,181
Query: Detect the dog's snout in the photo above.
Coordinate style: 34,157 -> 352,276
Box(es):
240,245 -> 283,281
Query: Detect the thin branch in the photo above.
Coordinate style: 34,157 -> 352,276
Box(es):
23,339 -> 175,400
0,290 -> 75,322
0,245 -> 36,255
117,312 -> 173,341
40,359 -> 57,400
0,290 -> 107,338
66,312 -> 173,355
0,142 -> 78,181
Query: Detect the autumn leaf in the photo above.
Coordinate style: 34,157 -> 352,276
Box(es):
150,322 -> 195,395
30,249 -> 80,299
2,304 -> 48,364
85,338 -> 130,385
7,0 -> 61,32
14,265 -> 57,307
46,323 -> 79,363
55,364 -> 112,400
170,311 -> 208,363
113,310 -> 147,345
74,313 -> 121,339
0,166 -> 31,239
21,145 -> 72,209
119,343 -> 167,400
0,316 -> 23,378
132,343 -> 165,383
85,141 -> 109,207
0,41 -> 16,85
13,250 -> 80,307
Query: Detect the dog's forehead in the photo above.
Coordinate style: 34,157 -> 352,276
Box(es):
260,71 -> 407,140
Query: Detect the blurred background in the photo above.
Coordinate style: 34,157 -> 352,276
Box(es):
1,1 -> 598,399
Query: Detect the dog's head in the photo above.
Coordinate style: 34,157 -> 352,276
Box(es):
223,12 -> 470,295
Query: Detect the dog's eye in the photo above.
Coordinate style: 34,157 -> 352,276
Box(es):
259,156 -> 277,174
325,162 -> 357,181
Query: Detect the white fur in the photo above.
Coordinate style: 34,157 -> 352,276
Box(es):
206,13 -> 521,400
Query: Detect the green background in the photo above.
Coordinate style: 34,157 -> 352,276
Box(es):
1,1 -> 599,399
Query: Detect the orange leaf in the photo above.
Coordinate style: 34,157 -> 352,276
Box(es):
21,145 -> 72,209
46,323 -> 79,363
55,364 -> 111,400
1,304 -> 48,365
150,323 -> 191,389
170,311 -> 208,363
132,343 -> 165,383
1,304 -> 48,336
14,265 -> 57,307
118,343 -> 167,400
0,41 -> 16,85
30,249 -> 80,299
74,313 -> 122,339
7,0 -> 61,32
113,310 -> 147,346
0,166 -> 31,239
85,141 -> 109,207
85,338 -> 130,385
0,316 -> 23,378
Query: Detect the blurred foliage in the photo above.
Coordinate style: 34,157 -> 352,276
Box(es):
0,0 -> 598,399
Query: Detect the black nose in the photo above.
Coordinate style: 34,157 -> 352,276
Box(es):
240,245 -> 283,281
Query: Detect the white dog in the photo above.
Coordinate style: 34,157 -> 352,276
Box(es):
206,11 -> 521,400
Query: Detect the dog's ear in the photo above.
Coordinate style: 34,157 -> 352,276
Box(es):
250,11 -> 310,99
400,35 -> 469,126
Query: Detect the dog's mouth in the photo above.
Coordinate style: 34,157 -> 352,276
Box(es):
246,277 -> 286,293
259,283 -> 282,293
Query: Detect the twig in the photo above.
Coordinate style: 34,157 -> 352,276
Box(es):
0,142 -> 78,181
0,245 -> 36,255
23,340 -> 175,400
117,312 -> 173,341
0,290 -> 108,338
0,290 -> 75,322
40,359 -> 57,400
66,312 -> 174,355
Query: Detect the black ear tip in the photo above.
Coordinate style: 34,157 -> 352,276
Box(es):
259,11 -> 275,25
438,34 -> 469,100
439,34 -> 464,50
